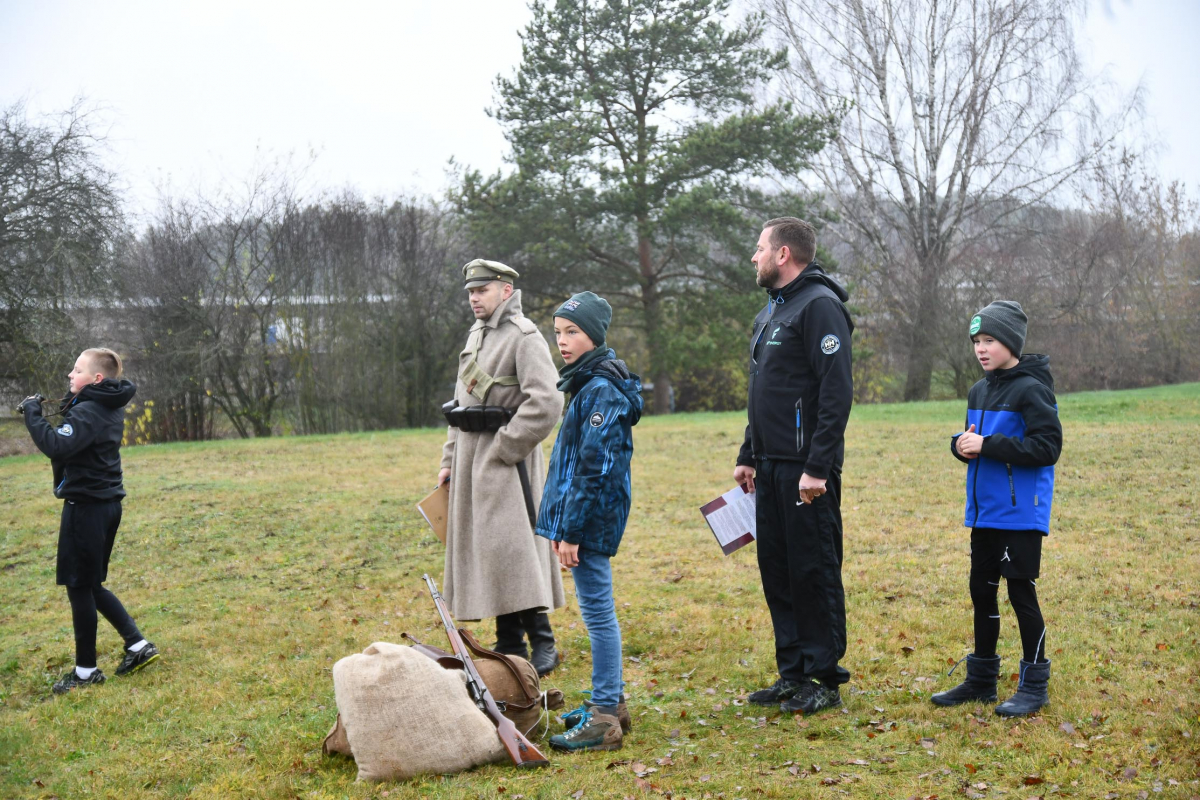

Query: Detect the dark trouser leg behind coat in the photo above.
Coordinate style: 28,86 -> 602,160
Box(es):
520,608 -> 560,676
494,612 -> 529,661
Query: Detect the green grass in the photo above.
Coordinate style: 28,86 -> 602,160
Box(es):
1,384 -> 1197,799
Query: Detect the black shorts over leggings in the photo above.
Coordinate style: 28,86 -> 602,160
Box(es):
57,499 -> 121,587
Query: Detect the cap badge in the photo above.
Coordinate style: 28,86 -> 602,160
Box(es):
969,315 -> 981,335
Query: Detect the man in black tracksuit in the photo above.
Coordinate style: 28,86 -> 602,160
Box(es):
734,217 -> 854,715
21,348 -> 160,694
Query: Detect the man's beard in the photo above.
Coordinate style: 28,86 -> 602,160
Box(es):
755,261 -> 779,288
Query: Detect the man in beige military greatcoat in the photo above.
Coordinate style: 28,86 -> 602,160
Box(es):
437,259 -> 565,675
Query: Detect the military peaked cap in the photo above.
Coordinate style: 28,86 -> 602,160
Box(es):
462,259 -> 519,288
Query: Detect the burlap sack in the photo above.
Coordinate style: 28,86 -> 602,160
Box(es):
332,641 -> 506,781
322,714 -> 351,757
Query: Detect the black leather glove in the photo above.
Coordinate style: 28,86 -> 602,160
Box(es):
16,394 -> 45,414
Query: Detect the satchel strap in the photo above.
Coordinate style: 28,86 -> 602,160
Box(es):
458,628 -> 543,709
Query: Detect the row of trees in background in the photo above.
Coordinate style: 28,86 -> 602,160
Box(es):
3,0 -> 1198,443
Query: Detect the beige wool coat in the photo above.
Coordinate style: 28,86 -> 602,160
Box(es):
439,290 -> 566,620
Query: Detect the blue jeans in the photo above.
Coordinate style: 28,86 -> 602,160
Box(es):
571,547 -> 623,707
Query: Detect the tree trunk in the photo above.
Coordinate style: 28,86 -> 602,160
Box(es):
902,257 -> 942,401
638,234 -> 671,414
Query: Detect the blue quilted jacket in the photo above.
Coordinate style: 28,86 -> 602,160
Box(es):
536,351 -> 643,556
951,355 -> 1062,534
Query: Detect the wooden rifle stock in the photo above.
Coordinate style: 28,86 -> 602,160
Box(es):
423,574 -> 549,768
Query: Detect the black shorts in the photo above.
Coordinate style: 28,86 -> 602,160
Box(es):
57,499 -> 122,587
970,528 -> 1043,580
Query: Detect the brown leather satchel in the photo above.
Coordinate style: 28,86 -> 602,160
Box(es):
402,630 -> 564,735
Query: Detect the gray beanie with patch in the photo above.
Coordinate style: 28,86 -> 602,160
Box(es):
969,300 -> 1027,358
554,291 -> 612,347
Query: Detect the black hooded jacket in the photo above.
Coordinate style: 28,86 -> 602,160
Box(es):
737,264 -> 855,479
23,379 -> 137,501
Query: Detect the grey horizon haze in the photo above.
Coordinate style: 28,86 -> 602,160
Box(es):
1,0 -> 1197,218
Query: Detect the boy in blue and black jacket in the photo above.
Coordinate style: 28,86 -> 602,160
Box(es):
20,348 -> 160,695
536,292 -> 642,753
933,301 -> 1062,717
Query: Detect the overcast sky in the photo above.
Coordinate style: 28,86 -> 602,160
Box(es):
2,0 -> 1197,221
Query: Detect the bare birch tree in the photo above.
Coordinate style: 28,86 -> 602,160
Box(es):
764,0 -> 1131,399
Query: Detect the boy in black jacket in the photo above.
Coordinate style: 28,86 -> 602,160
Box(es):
20,348 -> 160,694
933,301 -> 1062,716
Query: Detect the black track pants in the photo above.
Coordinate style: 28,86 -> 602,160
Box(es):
66,584 -> 143,668
969,573 -> 1046,663
754,458 -> 849,687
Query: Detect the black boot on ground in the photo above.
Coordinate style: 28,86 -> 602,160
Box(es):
520,608 -> 561,676
931,653 -> 1001,707
494,612 -> 529,661
995,659 -> 1050,717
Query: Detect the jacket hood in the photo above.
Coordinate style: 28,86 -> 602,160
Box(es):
74,378 -> 137,410
990,354 -> 1054,391
768,262 -> 849,304
575,349 -> 644,424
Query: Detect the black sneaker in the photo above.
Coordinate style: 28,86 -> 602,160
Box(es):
748,678 -> 803,706
780,680 -> 842,715
115,643 -> 160,676
53,668 -> 106,694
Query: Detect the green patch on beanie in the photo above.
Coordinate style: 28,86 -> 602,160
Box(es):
969,315 -> 982,335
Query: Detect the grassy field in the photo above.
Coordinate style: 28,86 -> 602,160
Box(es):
1,384 -> 1197,799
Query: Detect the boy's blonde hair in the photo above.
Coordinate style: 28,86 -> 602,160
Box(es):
83,348 -> 123,379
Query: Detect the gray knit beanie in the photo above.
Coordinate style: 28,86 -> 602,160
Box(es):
554,291 -> 612,347
969,300 -> 1027,358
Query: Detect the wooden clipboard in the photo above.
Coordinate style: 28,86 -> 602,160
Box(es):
416,482 -> 449,544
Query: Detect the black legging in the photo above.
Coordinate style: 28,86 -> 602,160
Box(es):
66,584 -> 142,668
970,572 -> 1046,663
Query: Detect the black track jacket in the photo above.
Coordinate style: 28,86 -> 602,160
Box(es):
737,264 -> 854,479
23,379 -> 137,501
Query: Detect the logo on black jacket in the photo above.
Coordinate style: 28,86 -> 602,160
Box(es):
56,424 -> 74,437
589,411 -> 605,428
820,334 -> 841,355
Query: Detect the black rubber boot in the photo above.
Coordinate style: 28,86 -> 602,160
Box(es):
995,659 -> 1050,717
931,654 -> 1001,706
520,608 -> 560,676
494,612 -> 529,661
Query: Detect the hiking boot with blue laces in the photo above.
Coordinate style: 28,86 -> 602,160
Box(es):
549,707 -> 623,752
561,692 -> 631,733
53,668 -> 106,694
115,642 -> 160,677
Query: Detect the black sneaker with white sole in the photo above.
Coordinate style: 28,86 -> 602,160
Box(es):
748,678 -> 803,706
779,680 -> 842,715
53,668 -> 106,694
115,642 -> 160,676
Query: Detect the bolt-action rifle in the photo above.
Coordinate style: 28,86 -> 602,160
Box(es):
422,573 -> 549,768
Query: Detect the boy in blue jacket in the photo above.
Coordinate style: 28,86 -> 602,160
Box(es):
933,301 -> 1062,716
20,348 -> 160,694
536,292 -> 642,752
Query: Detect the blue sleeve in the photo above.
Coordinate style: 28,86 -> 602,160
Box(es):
560,381 -> 633,545
950,409 -> 970,463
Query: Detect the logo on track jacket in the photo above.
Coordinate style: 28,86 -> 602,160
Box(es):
737,264 -> 854,479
